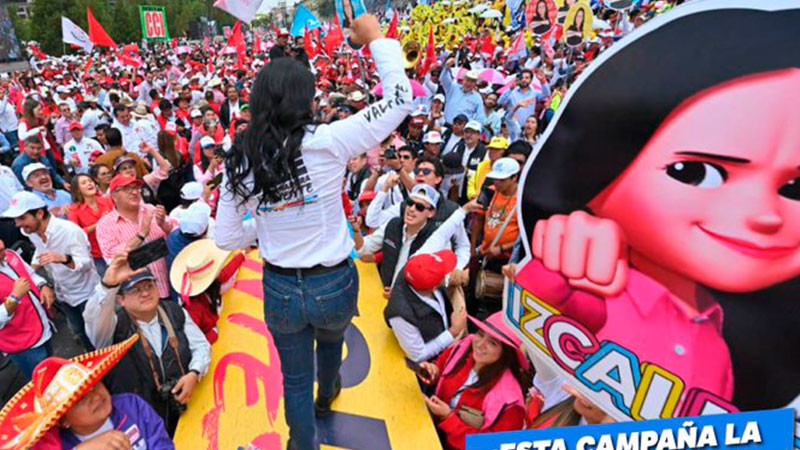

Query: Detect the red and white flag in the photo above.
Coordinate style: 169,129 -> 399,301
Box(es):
214,0 -> 265,24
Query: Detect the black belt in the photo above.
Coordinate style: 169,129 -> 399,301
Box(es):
264,258 -> 349,276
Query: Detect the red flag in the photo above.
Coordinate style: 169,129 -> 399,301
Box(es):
386,11 -> 398,39
479,34 -> 495,56
418,25 -> 436,76
82,56 -> 94,79
119,43 -> 143,68
171,37 -> 178,48
253,32 -> 261,54
227,21 -> 244,48
303,26 -> 317,59
29,44 -> 46,60
325,18 -> 344,56
87,8 -> 116,48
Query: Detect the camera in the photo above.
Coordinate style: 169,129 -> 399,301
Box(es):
157,379 -> 187,414
214,146 -> 226,158
384,147 -> 397,159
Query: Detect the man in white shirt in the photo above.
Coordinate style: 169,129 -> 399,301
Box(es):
55,86 -> 77,113
63,122 -> 104,174
80,95 -> 105,139
84,253 -> 211,434
0,87 -> 19,151
5,191 -> 98,350
384,250 -> 467,363
111,104 -> 147,156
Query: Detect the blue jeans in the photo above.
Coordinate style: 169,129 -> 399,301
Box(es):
8,339 -> 52,379
263,260 -> 359,450
60,301 -> 94,351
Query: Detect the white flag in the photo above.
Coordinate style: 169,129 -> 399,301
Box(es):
214,0 -> 266,24
61,17 -> 93,53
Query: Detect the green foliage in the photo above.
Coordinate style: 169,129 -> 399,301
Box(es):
12,0 -> 238,55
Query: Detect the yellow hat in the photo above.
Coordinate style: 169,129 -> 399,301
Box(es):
169,239 -> 234,304
487,136 -> 509,150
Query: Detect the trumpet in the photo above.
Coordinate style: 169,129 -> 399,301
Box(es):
403,40 -> 422,69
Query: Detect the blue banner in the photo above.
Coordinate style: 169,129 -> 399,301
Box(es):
466,409 -> 794,450
290,5 -> 322,37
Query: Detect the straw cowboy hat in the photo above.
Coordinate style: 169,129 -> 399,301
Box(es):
170,239 -> 234,304
0,335 -> 139,450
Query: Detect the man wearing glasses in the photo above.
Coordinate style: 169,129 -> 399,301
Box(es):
83,252 -> 210,436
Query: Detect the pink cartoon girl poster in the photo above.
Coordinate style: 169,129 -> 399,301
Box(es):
505,0 -> 800,437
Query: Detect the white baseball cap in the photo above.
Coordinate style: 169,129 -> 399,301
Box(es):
190,109 -> 203,118
179,202 -> 211,236
464,120 -> 482,132
486,157 -> 521,180
22,162 -> 49,181
200,136 -> 216,148
56,85 -> 68,94
2,191 -> 46,218
409,184 -> 439,209
423,131 -> 444,144
180,181 -> 203,201
433,93 -> 445,103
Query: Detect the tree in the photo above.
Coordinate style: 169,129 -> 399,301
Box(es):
31,0 -> 76,54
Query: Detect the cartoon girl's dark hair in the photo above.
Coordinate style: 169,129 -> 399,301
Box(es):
520,5 -> 800,233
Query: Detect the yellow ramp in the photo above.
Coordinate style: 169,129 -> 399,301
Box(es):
174,253 -> 442,450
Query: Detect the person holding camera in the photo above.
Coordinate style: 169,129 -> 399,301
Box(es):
83,251 -> 211,436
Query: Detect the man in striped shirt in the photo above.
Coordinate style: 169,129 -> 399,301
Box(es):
96,175 -> 176,299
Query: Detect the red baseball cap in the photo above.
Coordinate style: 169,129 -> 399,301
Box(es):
68,121 -> 83,131
404,250 -> 457,291
108,174 -> 143,193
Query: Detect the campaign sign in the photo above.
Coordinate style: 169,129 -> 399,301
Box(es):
139,5 -> 170,41
466,408 -> 794,450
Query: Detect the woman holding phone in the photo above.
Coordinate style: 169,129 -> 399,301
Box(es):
215,15 -> 412,450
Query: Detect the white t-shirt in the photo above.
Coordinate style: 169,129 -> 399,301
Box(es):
63,137 -> 104,174
215,39 -> 414,268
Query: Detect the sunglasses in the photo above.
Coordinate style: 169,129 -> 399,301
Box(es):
407,199 -> 434,212
400,154 -> 414,160
416,168 -> 435,176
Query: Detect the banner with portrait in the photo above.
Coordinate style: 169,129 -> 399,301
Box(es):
526,0 -> 558,36
506,0 -> 800,445
562,2 -> 592,47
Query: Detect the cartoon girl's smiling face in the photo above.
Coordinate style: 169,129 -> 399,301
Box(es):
589,69 -> 800,292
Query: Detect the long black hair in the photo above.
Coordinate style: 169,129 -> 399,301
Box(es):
224,57 -> 316,209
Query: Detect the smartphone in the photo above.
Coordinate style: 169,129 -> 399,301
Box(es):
476,184 -> 493,209
405,358 -> 431,380
208,172 -> 223,189
128,238 -> 168,270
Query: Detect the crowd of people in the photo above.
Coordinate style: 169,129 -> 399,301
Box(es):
0,1 -> 676,449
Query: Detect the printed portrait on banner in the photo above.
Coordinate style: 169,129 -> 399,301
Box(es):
562,2 -> 593,47
526,0 -> 558,36
505,0 -> 800,442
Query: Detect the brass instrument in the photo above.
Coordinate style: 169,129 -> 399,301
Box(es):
403,40 -> 422,69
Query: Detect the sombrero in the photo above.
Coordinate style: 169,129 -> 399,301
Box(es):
0,335 -> 139,450
170,239 -> 234,305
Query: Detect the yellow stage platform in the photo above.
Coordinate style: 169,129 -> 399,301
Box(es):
174,254 -> 443,450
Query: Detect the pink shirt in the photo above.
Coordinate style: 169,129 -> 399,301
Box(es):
517,259 -> 734,402
95,204 -> 176,298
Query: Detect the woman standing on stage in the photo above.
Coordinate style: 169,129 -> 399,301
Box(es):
215,15 -> 413,450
